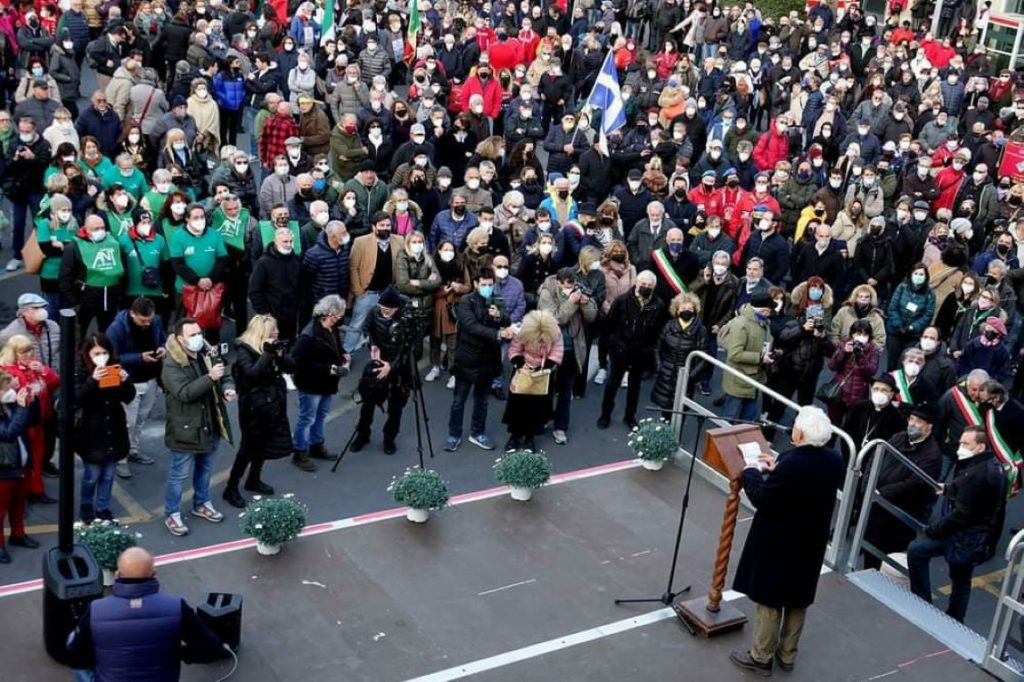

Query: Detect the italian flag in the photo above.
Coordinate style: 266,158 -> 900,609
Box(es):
404,0 -> 421,65
320,0 -> 335,46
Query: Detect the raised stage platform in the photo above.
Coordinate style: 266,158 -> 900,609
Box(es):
0,460 -> 991,681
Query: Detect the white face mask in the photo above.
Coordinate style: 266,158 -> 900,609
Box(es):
903,362 -> 922,377
589,260 -> 601,272
276,166 -> 290,177
410,243 -> 424,256
185,334 -> 205,352
538,243 -> 553,256
870,390 -> 890,407
396,201 -> 409,212
466,178 -> 480,190
114,194 -> 129,208
1,388 -> 16,404
344,198 -> 357,209
494,267 -> 508,279
57,210 -> 72,223
92,353 -> 109,367
439,250 -> 455,262
128,133 -> 140,144
920,337 -> 938,352
89,229 -> 107,242
712,263 -> 728,276
853,334 -> 869,344
137,223 -> 152,237
956,445 -> 977,460
188,219 -> 206,233
171,202 -> 186,215
313,212 -> 329,226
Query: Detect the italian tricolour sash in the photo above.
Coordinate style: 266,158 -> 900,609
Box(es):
891,370 -> 913,404
986,409 -> 1021,496
651,249 -> 688,295
951,386 -> 982,426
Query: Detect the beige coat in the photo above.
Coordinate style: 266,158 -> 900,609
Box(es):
348,233 -> 405,299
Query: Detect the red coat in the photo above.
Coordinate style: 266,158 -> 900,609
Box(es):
720,187 -> 747,236
921,39 -> 956,69
653,51 -> 680,80
730,191 -> 781,264
461,75 -> 504,119
753,121 -> 790,172
932,166 -> 966,213
518,30 -> 540,61
688,185 -> 724,218
489,39 -> 524,71
475,27 -> 496,52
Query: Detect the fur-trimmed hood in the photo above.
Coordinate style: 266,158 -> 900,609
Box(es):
790,280 -> 834,311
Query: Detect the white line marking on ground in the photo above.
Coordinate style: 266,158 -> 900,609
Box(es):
477,578 -> 537,596
630,550 -> 652,558
405,592 -> 748,682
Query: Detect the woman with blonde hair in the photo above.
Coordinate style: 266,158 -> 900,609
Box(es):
224,314 -> 296,507
0,336 -> 60,504
503,310 -> 563,452
651,292 -> 707,417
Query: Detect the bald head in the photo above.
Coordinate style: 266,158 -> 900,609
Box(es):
116,547 -> 155,579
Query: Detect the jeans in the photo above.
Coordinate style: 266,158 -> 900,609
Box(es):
448,376 -> 491,438
751,604 -> 807,665
907,535 -> 974,622
723,394 -> 760,422
72,670 -> 94,681
11,194 -> 41,259
42,291 -> 64,312
600,354 -> 644,422
293,392 -> 333,452
124,380 -> 159,456
343,291 -> 380,353
245,106 -> 259,159
80,461 -> 116,512
163,438 -> 219,516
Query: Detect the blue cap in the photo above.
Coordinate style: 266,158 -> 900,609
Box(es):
723,167 -> 738,176
701,170 -> 717,178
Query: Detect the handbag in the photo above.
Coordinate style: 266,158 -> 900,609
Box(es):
815,373 -> 848,404
131,239 -> 161,289
182,282 -> 226,330
510,367 -> 552,396
22,229 -> 44,274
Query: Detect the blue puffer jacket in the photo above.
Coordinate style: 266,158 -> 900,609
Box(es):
301,231 -> 351,304
428,209 -> 479,252
213,72 -> 246,112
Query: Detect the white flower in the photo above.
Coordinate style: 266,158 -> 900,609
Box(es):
252,495 -> 262,501
283,493 -> 294,499
254,523 -> 263,530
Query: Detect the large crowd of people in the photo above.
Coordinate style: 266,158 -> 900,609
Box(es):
0,0 -> 1019,670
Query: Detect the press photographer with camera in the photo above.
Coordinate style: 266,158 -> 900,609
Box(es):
825,319 -> 882,426
223,314 -> 296,509
352,286 -> 418,456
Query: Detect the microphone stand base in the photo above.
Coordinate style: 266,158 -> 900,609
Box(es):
674,596 -> 747,638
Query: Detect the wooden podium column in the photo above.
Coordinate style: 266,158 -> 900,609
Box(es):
674,425 -> 765,636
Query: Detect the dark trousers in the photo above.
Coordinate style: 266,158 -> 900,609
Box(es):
600,354 -> 644,422
227,440 -> 264,488
765,368 -> 817,423
554,358 -> 578,431
448,376 -> 491,438
11,194 -> 41,258
907,535 -> 974,623
77,304 -> 117,340
223,254 -> 250,330
62,98 -> 79,119
357,386 -> 409,441
220,108 -> 242,147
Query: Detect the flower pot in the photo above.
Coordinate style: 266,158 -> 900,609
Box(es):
406,507 -> 430,523
256,541 -> 281,556
509,486 -> 534,501
102,568 -> 115,587
640,458 -> 665,471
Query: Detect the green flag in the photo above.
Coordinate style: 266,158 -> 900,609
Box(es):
405,0 -> 420,65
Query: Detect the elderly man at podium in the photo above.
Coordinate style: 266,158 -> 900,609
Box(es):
729,406 -> 845,676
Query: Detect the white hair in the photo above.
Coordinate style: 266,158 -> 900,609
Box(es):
637,270 -> 657,284
794,406 -> 832,447
312,294 -> 346,318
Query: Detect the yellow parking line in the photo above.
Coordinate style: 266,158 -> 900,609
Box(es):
938,567 -> 1008,598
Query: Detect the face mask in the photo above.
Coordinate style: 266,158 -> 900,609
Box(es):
920,337 -> 938,353
57,209 -> 72,223
188,219 -> 206,233
89,229 -> 107,242
1,388 -> 16,404
984,329 -> 1000,341
137,223 -> 152,237
478,284 -> 493,298
173,142 -> 186,151
917,168 -> 929,179
911,273 -> 926,286
638,287 -> 654,299
313,212 -> 329,226
19,132 -> 33,143
439,250 -> 455,263
758,219 -> 773,232
906,426 -> 924,441
668,242 -> 683,254
903,362 -> 921,377
538,243 -> 553,256
63,41 -> 74,50
234,161 -> 249,173
185,334 -> 205,352
809,288 -> 823,301
377,229 -> 391,241
171,202 -> 186,215
114,195 -> 129,208
956,445 -> 976,460
276,166 -> 290,177
830,179 -> 842,189
754,310 -> 770,321
92,352 -> 110,367
870,390 -> 890,407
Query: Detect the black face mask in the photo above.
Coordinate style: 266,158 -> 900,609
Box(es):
727,178 -> 739,188
679,310 -> 695,321
557,190 -> 569,199
854,302 -> 870,314
984,329 -> 1000,341
997,244 -> 1010,254
638,287 -> 654,299
611,253 -> 626,263
452,205 -> 466,216
674,187 -> 686,198
377,229 -> 391,240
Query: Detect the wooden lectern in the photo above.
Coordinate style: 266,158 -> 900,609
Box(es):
674,424 -> 768,637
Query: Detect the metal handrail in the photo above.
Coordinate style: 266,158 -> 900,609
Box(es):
845,439 -> 944,576
983,530 -> 1024,680
671,350 -> 861,569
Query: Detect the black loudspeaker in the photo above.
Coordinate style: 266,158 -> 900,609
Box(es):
197,592 -> 243,651
42,545 -> 103,664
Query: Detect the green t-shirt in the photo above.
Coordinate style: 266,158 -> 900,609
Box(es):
119,233 -> 169,297
142,187 -> 175,217
106,209 -> 135,238
161,218 -> 185,246
35,214 -> 77,281
78,157 -> 114,183
101,167 -> 149,200
169,227 -> 227,292
74,234 -> 125,287
258,220 -> 303,256
212,207 -> 250,253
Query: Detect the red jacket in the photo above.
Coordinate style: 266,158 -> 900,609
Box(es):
730,191 -> 781,264
753,120 -> 790,172
720,186 -> 747,236
489,39 -> 524,71
688,185 -> 724,218
921,39 -> 956,69
461,75 -> 504,119
932,166 -> 965,213
518,30 -> 540,61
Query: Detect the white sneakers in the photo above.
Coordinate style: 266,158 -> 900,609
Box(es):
284,373 -> 296,391
165,513 -> 189,536
425,365 -> 441,382
5,258 -> 23,272
446,375 -> 456,390
553,430 -> 568,445
621,372 -> 629,388
594,368 -> 607,385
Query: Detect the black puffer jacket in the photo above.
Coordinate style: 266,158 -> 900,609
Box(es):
248,245 -> 301,333
291,319 -> 345,395
775,317 -> 837,376
652,317 -> 708,409
604,291 -> 667,360
233,342 -> 295,460
452,291 -> 510,383
74,368 -> 136,464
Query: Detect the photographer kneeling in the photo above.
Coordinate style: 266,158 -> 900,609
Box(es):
352,286 -> 417,455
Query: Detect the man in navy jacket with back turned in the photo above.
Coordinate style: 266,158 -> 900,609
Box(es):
68,547 -> 225,681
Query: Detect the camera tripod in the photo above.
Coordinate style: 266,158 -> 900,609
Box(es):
331,341 -> 435,472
